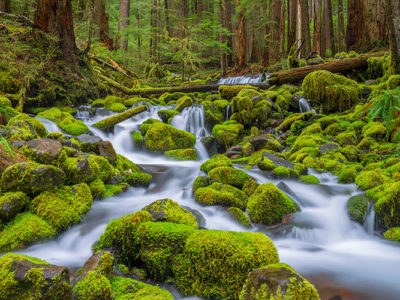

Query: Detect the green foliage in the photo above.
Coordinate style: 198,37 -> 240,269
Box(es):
347,195 -> 369,224
37,108 -> 88,136
383,227 -> 400,241
299,175 -> 320,185
73,270 -> 112,300
200,154 -> 232,173
164,148 -> 198,161
227,207 -> 251,227
208,166 -> 251,189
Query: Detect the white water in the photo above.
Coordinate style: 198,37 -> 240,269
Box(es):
21,106 -> 400,300
217,73 -> 268,85
299,97 -> 316,114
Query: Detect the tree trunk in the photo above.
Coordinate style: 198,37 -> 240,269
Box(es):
164,0 -> 170,36
218,0 -> 227,73
288,0 -> 297,53
279,0 -> 286,58
387,0 -> 400,74
117,0 -> 130,50
298,0 -> 311,58
92,0 -> 113,49
235,0 -> 246,70
337,0 -> 345,52
35,0 -> 77,66
0,0 -> 10,13
150,0 -> 159,62
224,0 -> 233,67
264,0 -> 283,66
347,0 -> 388,51
312,0 -> 321,53
324,0 -> 335,55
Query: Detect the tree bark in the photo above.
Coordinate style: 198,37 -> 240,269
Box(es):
117,0 -> 130,50
235,0 -> 246,70
298,0 -> 311,58
337,0 -> 345,52
312,0 -> 321,53
35,0 -> 77,66
324,0 -> 335,55
0,0 -> 10,13
92,0 -> 112,49
288,0 -> 297,53
264,0 -> 283,66
224,0 -> 233,67
387,0 -> 400,74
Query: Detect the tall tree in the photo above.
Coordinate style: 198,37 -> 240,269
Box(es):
92,0 -> 112,48
35,0 -> 77,65
0,0 -> 10,13
312,0 -> 321,54
235,0 -> 246,69
264,0 -> 283,66
298,0 -> 311,58
387,0 -> 400,74
323,0 -> 335,55
117,0 -> 130,50
337,0 -> 345,51
287,0 -> 297,53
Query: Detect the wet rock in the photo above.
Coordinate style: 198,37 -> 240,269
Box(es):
200,136 -> 218,157
277,182 -> 299,201
226,145 -> 243,158
73,251 -> 114,284
24,138 -> 63,164
250,135 -> 283,152
320,143 -> 339,154
262,152 -> 294,169
98,141 -> 117,164
77,133 -> 102,153
0,253 -> 72,299
0,192 -> 29,223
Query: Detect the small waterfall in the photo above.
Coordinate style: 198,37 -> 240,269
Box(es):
217,73 -> 268,85
363,202 -> 376,235
298,98 -> 314,113
75,105 -> 91,121
36,117 -> 61,133
225,104 -> 232,121
171,105 -> 209,138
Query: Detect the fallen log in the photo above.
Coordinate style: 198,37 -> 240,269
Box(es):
94,105 -> 147,130
268,51 -> 386,85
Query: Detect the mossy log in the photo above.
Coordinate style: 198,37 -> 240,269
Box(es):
268,51 -> 385,85
94,105 -> 147,130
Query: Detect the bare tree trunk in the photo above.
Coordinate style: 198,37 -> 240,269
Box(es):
150,0 -> 159,62
387,0 -> 400,74
224,0 -> 233,67
164,0 -> 170,36
313,0 -> 321,53
235,0 -> 246,70
117,0 -> 130,50
324,0 -> 335,55
135,9 -> 142,58
264,0 -> 283,66
288,0 -> 297,53
279,0 -> 286,58
35,0 -> 77,66
92,0 -> 113,49
337,0 -> 345,52
298,0 -> 311,58
218,0 -> 227,73
0,0 -> 10,12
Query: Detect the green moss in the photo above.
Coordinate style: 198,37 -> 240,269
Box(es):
227,207 -> 251,227
258,157 -> 276,171
97,210 -> 153,263
232,96 -> 253,113
347,195 -> 369,224
248,183 -> 299,226
200,154 -> 232,173
114,154 -> 141,173
337,166 -> 358,183
299,175 -> 320,184
7,114 -> 48,141
240,263 -> 319,300
111,276 -> 173,300
73,270 -> 112,300
135,221 -> 195,280
0,162 -> 65,195
107,102 -> 127,112
94,105 -> 148,130
143,199 -> 198,229
37,107 -> 88,136
173,230 -> 279,299
383,227 -> 400,241
362,122 -> 387,141
355,170 -> 389,191
157,109 -> 179,123
125,172 -> 152,187
202,99 -> 229,126
159,92 -> 186,104
164,148 -> 198,161
302,70 -> 359,113
175,95 -> 193,112
30,183 -> 92,231
208,166 -> 251,189
89,178 -> 106,199
212,121 -> 244,149
145,123 -> 196,152
195,182 -> 248,210
124,97 -> 151,107
273,166 -> 298,178
104,183 -> 128,198
91,99 -> 105,108
336,131 -> 358,146
193,176 -> 210,195
0,213 -> 56,252
0,96 -> 11,107
0,192 -> 29,223
104,95 -> 124,109
242,179 -> 260,196
219,85 -> 257,99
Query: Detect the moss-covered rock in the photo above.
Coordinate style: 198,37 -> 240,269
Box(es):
240,263 -> 319,300
7,114 -> 48,141
89,178 -> 106,199
159,92 -> 186,104
299,175 -> 320,184
383,227 -> 400,241
248,183 -> 299,226
0,192 -> 29,223
355,170 -> 389,191
219,85 -> 258,99
157,109 -> 179,123
164,148 -> 198,161
94,105 -> 148,130
195,182 -> 248,210
347,195 -> 369,224
302,70 -> 359,113
30,183 -> 92,231
173,230 -> 279,299
362,122 -> 387,141
21,138 -> 63,165
111,276 -> 174,300
200,154 -> 232,173
96,211 -> 153,263
142,199 -> 198,228
125,172 -> 153,187
0,96 -> 11,107
0,253 -> 72,299
37,107 -> 88,136
227,207 -> 251,227
208,166 -> 252,189
73,270 -> 112,300
145,122 -> 196,152
0,213 -> 56,251
0,162 -> 65,195
212,121 -> 244,150
175,95 -> 193,112
135,221 -> 196,280
192,176 -> 210,193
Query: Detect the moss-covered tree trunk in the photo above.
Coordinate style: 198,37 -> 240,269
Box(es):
387,0 -> 400,74
0,0 -> 10,12
235,0 -> 246,70
337,0 -> 345,51
92,0 -> 113,49
35,0 -> 77,66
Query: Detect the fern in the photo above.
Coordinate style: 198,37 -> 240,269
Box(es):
0,136 -> 15,158
367,88 -> 400,132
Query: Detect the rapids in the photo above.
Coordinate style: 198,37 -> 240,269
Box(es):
23,104 -> 400,300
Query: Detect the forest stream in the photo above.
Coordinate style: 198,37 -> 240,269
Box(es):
16,104 -> 400,300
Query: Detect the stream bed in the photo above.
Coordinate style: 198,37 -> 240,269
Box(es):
20,104 -> 400,300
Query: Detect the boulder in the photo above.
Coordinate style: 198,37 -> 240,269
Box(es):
24,138 -> 63,164
77,134 -> 102,153
98,141 -> 117,164
0,192 -> 29,223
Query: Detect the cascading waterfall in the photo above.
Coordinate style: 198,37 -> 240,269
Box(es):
298,97 -> 315,114
363,202 -> 376,235
20,105 -> 400,300
217,73 -> 269,85
75,105 -> 91,121
225,104 -> 232,121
